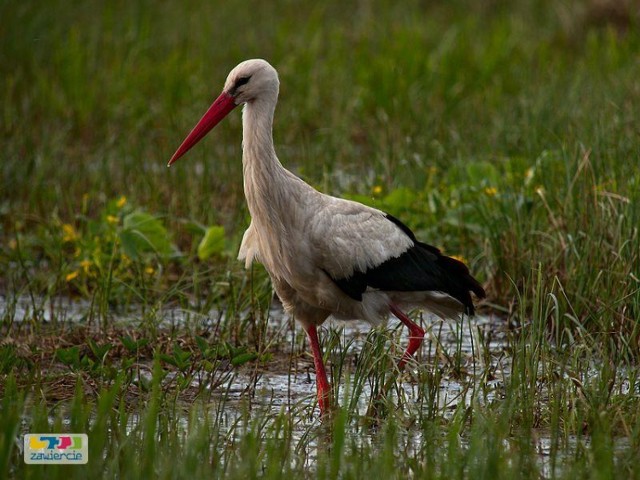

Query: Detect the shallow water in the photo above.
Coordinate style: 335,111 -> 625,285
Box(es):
0,293 -> 520,419
1,294 -> 634,477
0,293 -> 509,413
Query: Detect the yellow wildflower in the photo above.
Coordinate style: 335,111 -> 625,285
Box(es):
106,215 -> 119,224
484,186 -> 498,196
450,254 -> 467,264
116,195 -> 127,208
525,167 -> 534,183
80,259 -> 92,274
372,185 -> 383,195
65,271 -> 79,282
62,224 -> 78,242
145,266 -> 155,275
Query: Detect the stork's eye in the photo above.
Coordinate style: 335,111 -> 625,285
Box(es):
235,76 -> 251,88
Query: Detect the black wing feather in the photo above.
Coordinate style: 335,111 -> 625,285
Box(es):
328,214 -> 485,315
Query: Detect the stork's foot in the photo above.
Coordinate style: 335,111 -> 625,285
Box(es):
389,304 -> 425,369
305,324 -> 333,417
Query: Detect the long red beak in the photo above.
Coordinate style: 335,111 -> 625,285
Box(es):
168,91 -> 237,166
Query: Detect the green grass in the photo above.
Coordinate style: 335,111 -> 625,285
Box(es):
1,0 -> 640,478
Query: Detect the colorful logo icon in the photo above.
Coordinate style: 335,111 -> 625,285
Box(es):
24,434 -> 88,464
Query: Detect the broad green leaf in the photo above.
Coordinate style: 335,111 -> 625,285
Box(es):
197,225 -> 226,260
119,211 -> 175,259
120,335 -> 148,353
159,353 -> 178,367
231,352 -> 258,366
195,336 -> 209,354
383,187 -> 418,212
87,339 -> 112,361
184,220 -> 207,236
195,336 -> 219,359
55,346 -> 80,367
119,230 -> 140,260
465,161 -> 499,187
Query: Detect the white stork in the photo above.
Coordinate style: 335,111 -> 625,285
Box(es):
168,59 -> 485,415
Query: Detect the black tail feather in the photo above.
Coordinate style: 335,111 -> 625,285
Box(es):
329,214 -> 485,314
330,241 -> 485,316
436,251 -> 486,315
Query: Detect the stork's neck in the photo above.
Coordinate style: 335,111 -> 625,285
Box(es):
241,96 -> 290,215
242,98 -> 279,172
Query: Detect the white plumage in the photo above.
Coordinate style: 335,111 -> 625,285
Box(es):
169,59 -> 485,415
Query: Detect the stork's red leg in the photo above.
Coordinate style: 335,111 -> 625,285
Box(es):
304,324 -> 332,415
390,304 -> 425,369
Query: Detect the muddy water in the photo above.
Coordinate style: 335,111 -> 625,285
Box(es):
1,293 -> 510,412
0,294 -> 626,476
1,293 -> 510,411
219,302 -> 511,414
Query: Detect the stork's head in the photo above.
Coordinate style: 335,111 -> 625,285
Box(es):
168,59 -> 279,166
224,59 -> 279,105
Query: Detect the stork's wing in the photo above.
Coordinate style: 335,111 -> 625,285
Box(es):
310,198 -> 485,315
309,198 -> 413,280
